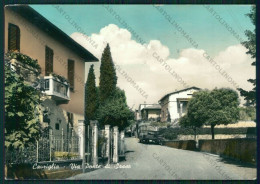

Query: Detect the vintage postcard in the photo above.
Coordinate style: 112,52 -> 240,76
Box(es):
4,3 -> 257,180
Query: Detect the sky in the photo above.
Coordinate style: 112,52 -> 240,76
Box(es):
31,5 -> 255,109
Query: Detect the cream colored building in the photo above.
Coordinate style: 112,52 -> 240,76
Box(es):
138,104 -> 161,121
159,87 -> 200,123
5,5 -> 98,137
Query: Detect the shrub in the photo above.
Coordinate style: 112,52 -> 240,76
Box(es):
54,152 -> 79,160
6,51 -> 41,71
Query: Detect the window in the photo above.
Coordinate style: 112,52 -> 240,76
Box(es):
45,46 -> 53,76
182,101 -> 188,113
8,23 -> 20,51
68,59 -> 75,90
177,101 -> 188,113
55,123 -> 60,130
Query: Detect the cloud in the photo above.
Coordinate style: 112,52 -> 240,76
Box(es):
71,24 -> 255,109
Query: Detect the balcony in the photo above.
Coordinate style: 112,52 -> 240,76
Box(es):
44,75 -> 70,102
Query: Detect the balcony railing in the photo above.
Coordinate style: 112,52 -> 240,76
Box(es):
44,76 -> 70,101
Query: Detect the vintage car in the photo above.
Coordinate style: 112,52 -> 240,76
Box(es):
138,122 -> 163,144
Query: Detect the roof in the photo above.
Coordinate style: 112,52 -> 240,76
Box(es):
141,104 -> 161,111
158,86 -> 201,103
6,5 -> 98,62
139,103 -> 159,111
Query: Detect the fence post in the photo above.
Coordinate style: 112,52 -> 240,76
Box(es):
118,132 -> 121,156
70,130 -> 73,153
120,131 -> 125,156
113,126 -> 119,163
87,125 -> 90,164
78,120 -> 85,173
91,120 -> 98,166
61,128 -> 64,152
49,128 -> 53,161
105,125 -> 110,164
53,136 -> 56,152
86,125 -> 89,164
110,128 -> 113,164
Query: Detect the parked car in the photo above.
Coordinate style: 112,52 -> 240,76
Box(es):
139,131 -> 163,145
138,122 -> 163,144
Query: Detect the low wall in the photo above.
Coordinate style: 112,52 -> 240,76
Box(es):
199,138 -> 256,163
177,134 -> 248,140
159,127 -> 256,140
203,121 -> 256,128
6,164 -> 83,179
163,140 -> 196,151
6,160 -> 86,179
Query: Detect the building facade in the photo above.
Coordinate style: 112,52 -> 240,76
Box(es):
5,5 -> 98,137
140,105 -> 161,121
137,104 -> 161,121
158,87 -> 200,124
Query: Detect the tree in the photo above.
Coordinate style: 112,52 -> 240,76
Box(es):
238,6 -> 256,106
97,88 -> 134,131
239,106 -> 256,121
179,114 -> 203,142
85,64 -> 98,124
5,59 -> 41,151
183,88 -> 239,139
99,44 -> 117,104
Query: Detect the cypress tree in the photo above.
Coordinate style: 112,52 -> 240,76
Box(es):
85,64 -> 98,124
237,6 -> 256,106
99,44 -> 117,103
97,87 -> 134,131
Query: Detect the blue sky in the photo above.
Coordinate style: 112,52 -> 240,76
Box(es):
30,5 -> 255,107
31,5 -> 253,58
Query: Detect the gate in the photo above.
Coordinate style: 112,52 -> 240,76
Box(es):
38,128 -> 51,162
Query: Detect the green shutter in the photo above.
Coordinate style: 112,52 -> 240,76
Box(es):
68,59 -> 75,90
45,46 -> 53,76
8,23 -> 20,51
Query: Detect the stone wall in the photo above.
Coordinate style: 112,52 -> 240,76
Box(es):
202,121 -> 256,128
177,134 -> 247,140
159,126 -> 256,141
163,140 -> 196,151
199,138 -> 256,163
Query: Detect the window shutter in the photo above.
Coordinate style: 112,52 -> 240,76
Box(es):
8,23 -> 20,51
68,60 -> 75,90
49,49 -> 53,73
16,26 -> 20,51
45,46 -> 53,76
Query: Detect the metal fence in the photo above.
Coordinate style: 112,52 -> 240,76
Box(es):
6,123 -> 126,166
6,128 -> 81,164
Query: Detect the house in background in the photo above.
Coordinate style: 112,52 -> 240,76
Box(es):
4,5 -> 98,137
140,104 -> 161,121
158,87 -> 200,125
137,104 -> 161,121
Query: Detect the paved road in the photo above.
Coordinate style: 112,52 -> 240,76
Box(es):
69,137 -> 256,180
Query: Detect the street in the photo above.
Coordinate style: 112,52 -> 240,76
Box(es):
69,137 -> 256,180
